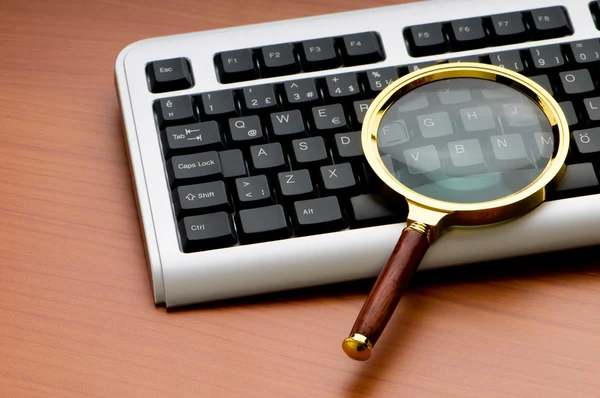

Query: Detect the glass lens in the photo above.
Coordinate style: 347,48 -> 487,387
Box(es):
376,78 -> 555,203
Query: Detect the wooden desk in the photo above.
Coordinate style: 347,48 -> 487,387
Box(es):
1,0 -> 599,396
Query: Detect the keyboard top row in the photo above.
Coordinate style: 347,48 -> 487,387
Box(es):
145,6 -> 579,93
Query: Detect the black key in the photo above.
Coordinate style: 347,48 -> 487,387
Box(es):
334,131 -> 363,161
173,181 -> 231,217
405,23 -> 448,56
449,18 -> 486,50
216,49 -> 258,83
235,175 -> 273,207
490,12 -> 527,44
237,205 -> 292,243
529,45 -> 565,70
277,170 -> 315,201
312,104 -> 348,133
259,43 -> 299,77
154,96 -> 198,129
300,37 -> 341,71
558,101 -> 579,127
364,67 -> 399,95
293,196 -> 346,236
530,7 -> 572,40
147,58 -> 193,93
489,50 -> 525,73
219,149 -> 247,179
167,151 -> 222,186
340,32 -> 385,65
249,142 -> 287,173
570,40 -> 600,64
324,73 -> 361,100
282,79 -> 320,107
353,100 -> 372,125
179,212 -> 237,252
573,127 -> 600,155
530,75 -> 554,96
242,84 -> 278,112
163,121 -> 223,155
584,97 -> 600,121
228,115 -> 265,145
291,136 -> 329,167
553,163 -> 599,194
450,55 -> 482,63
320,163 -> 358,195
270,110 -> 306,139
559,70 -> 595,95
349,194 -> 401,228
406,61 -> 438,73
593,1 -> 600,30
200,90 -> 237,118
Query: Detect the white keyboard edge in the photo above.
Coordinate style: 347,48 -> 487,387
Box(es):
115,0 -> 600,307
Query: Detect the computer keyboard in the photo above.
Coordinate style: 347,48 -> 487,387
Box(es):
115,0 -> 600,308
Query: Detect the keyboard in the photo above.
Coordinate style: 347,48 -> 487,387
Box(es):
115,0 -> 600,308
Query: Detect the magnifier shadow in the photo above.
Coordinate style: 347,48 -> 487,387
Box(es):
342,244 -> 600,396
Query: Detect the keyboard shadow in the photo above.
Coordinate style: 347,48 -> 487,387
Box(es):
167,245 -> 600,312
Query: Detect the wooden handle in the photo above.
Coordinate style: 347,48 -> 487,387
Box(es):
342,227 -> 430,360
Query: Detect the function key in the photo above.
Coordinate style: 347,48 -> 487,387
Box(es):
405,23 -> 448,56
282,78 -> 320,107
300,37 -> 341,71
237,205 -> 292,244
490,12 -> 528,44
147,58 -> 193,93
163,121 -> 224,155
449,18 -> 486,50
340,32 -> 385,66
179,212 -> 237,252
154,96 -> 198,129
216,49 -> 258,83
569,40 -> 600,65
200,90 -> 237,118
259,43 -> 300,77
529,7 -> 572,40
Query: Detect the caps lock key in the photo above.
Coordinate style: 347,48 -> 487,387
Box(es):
167,151 -> 223,187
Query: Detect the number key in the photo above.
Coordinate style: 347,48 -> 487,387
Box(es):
529,45 -> 565,70
324,73 -> 361,100
242,84 -> 278,112
570,40 -> 600,64
489,50 -> 525,73
283,79 -> 320,107
364,67 -> 399,95
200,90 -> 237,118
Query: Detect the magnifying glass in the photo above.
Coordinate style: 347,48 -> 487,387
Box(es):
342,63 -> 569,361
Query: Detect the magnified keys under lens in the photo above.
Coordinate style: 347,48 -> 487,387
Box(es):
342,63 -> 570,361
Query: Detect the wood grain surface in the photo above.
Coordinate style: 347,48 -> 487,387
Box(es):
1,0 -> 600,397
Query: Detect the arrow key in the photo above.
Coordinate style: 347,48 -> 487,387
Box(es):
235,175 -> 274,208
173,181 -> 231,217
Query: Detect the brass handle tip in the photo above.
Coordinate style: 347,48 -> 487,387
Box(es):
342,334 -> 372,361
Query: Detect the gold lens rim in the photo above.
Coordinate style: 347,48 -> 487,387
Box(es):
361,62 -> 570,218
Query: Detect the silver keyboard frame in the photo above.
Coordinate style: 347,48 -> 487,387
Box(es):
115,0 -> 600,307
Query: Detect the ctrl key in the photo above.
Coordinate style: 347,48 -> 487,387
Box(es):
179,212 -> 237,252
293,196 -> 347,236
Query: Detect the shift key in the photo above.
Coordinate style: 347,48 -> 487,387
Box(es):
167,151 -> 222,186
